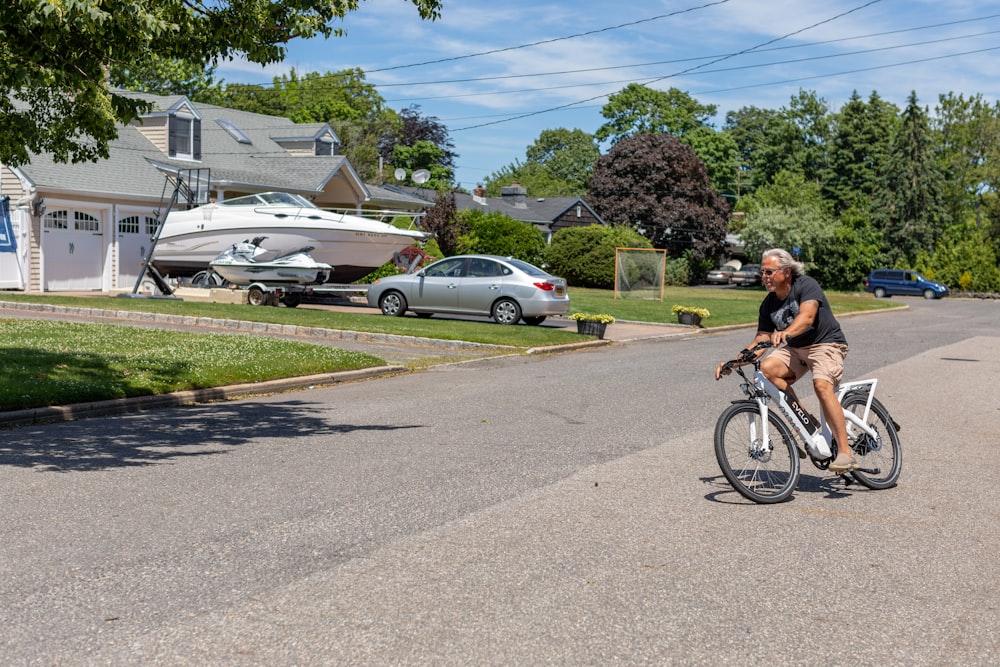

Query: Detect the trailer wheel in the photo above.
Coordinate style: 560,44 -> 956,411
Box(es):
247,285 -> 268,306
282,292 -> 302,308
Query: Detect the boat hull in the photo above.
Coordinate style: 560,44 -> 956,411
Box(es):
151,196 -> 428,283
209,262 -> 332,286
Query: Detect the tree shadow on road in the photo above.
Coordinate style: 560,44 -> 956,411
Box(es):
0,399 -> 423,473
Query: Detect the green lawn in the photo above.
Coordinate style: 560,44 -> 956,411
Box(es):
0,288 -> 895,412
0,319 -> 385,411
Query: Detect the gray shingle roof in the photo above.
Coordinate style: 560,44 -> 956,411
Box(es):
15,91 -> 377,204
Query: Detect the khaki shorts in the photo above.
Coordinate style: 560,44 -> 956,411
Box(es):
769,343 -> 849,386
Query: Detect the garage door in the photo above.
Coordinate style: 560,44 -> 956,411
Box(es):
42,209 -> 104,291
117,214 -> 160,290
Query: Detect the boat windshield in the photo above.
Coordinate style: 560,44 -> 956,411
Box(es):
218,192 -> 317,208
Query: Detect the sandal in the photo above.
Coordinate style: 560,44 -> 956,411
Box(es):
829,452 -> 858,474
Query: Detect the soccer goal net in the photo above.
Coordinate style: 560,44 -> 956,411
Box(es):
614,247 -> 667,300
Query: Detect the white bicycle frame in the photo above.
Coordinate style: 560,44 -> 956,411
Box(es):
751,370 -> 881,460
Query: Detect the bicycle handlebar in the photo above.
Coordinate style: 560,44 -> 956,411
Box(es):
720,340 -> 774,374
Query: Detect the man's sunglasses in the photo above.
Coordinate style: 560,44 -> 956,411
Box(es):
760,268 -> 781,276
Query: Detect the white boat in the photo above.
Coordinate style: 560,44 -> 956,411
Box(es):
152,192 -> 430,283
208,237 -> 332,286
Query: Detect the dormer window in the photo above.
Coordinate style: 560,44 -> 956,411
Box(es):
316,138 -> 339,156
169,114 -> 201,160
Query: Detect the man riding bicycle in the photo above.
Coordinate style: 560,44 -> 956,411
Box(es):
714,248 -> 857,474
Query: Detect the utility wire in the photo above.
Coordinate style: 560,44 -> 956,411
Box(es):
365,0 -> 733,73
382,28 -> 1000,103
451,0 -> 885,131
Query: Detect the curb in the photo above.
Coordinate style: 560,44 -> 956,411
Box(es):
0,365 -> 408,429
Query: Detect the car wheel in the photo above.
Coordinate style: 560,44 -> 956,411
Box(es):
378,291 -> 407,317
923,289 -> 936,300
873,287 -> 887,298
492,297 -> 522,325
522,316 -> 546,326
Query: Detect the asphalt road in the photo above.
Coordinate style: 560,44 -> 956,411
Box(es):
1,298 -> 997,665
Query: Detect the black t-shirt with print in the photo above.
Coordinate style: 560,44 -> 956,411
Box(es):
757,274 -> 847,348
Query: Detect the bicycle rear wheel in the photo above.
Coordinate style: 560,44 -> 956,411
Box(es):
714,402 -> 800,504
842,395 -> 901,490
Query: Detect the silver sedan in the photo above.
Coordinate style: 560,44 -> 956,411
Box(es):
366,254 -> 570,325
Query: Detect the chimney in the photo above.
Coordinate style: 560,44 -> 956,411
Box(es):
500,183 -> 528,208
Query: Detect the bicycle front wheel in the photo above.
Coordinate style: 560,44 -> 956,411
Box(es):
714,402 -> 800,504
843,395 -> 901,490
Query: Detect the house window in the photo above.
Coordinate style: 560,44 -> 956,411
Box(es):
315,139 -> 333,156
169,115 -> 202,160
217,118 -> 252,144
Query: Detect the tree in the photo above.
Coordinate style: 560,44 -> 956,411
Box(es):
596,84 -> 736,191
391,140 -> 454,190
484,160 -> 576,198
596,84 -> 716,145
421,190 -> 466,256
824,90 -> 899,214
723,105 -> 782,197
588,133 -> 729,269
454,210 -> 546,265
871,91 -> 949,263
109,54 -> 222,102
484,128 -> 597,197
379,105 -> 456,175
738,206 -> 835,267
933,92 -> 1000,224
753,90 -> 832,186
0,0 -> 442,167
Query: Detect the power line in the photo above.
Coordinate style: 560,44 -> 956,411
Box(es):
374,15 -> 1000,89
451,0 -> 886,131
381,28 -> 1000,104
365,0 -> 733,73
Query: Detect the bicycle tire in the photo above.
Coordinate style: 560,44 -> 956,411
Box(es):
842,395 -> 902,490
714,402 -> 800,504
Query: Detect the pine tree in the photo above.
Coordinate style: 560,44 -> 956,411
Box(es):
872,91 -> 949,262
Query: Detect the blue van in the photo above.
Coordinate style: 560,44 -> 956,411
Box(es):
864,269 -> 949,299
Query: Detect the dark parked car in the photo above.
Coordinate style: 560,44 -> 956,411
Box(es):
730,264 -> 762,286
864,269 -> 949,299
366,254 -> 570,325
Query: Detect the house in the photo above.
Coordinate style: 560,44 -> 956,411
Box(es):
0,91 -> 428,292
391,183 -> 605,242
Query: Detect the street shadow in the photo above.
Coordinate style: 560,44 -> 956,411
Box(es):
0,399 -> 423,473
701,470 -> 854,504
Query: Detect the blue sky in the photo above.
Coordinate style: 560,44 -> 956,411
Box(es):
215,0 -> 1000,193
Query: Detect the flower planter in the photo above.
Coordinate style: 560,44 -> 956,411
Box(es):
576,319 -> 608,339
677,312 -> 702,326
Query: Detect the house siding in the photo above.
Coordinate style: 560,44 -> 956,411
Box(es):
133,117 -> 168,154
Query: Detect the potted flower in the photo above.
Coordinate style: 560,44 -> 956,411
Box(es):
671,305 -> 710,327
569,312 -> 616,339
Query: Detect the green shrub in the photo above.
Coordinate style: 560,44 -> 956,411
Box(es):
544,224 -> 651,288
454,209 -> 546,264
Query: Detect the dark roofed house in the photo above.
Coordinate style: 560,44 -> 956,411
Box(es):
0,92 -> 428,292
391,183 -> 605,242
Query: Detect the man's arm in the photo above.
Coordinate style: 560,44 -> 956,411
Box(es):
770,299 -> 819,346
